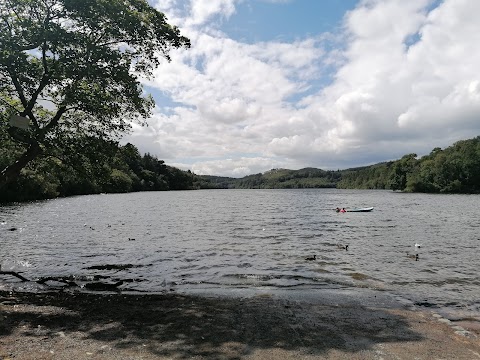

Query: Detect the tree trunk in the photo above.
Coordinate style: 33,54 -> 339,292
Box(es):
0,108 -> 65,191
0,142 -> 43,189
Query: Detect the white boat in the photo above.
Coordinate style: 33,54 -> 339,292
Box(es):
347,207 -> 374,212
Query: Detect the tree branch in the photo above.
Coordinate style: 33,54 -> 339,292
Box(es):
98,37 -> 145,48
8,70 -> 28,108
0,141 -> 42,188
5,0 -> 21,22
7,63 -> 50,130
41,105 -> 67,135
22,74 -> 51,122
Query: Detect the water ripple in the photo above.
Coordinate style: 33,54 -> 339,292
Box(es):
1,189 -> 479,322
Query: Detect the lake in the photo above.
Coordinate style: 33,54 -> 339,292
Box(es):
1,189 -> 479,323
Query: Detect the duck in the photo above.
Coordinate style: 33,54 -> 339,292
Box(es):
406,253 -> 419,261
305,255 -> 316,261
337,244 -> 349,251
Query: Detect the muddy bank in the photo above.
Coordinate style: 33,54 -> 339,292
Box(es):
0,289 -> 479,359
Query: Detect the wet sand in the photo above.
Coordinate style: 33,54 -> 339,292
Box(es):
1,288 -> 479,359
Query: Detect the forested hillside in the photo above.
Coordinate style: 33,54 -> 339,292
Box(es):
201,136 -> 480,193
338,136 -> 480,193
203,168 -> 341,189
0,135 -> 202,203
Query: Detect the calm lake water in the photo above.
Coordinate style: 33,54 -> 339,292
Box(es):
1,189 -> 479,321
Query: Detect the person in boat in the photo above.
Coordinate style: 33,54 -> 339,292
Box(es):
340,208 -> 346,213
335,207 -> 340,212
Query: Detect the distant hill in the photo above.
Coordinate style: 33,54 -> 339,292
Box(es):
200,168 -> 341,189
199,136 -> 480,194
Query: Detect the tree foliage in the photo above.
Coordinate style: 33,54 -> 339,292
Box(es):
0,140 -> 200,203
337,136 -> 480,193
0,0 -> 190,188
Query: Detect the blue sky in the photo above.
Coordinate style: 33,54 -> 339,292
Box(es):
223,1 -> 358,43
125,0 -> 480,177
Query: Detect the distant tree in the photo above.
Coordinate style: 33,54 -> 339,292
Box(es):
389,154 -> 417,191
119,143 -> 143,174
0,0 -> 190,189
405,159 -> 437,193
106,169 -> 133,193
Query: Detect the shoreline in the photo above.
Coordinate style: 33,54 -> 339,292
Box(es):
1,288 -> 479,359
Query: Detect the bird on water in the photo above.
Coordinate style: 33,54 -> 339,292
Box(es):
406,253 -> 419,261
305,255 -> 316,261
337,244 -> 349,251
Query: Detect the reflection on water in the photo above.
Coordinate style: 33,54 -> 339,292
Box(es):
1,189 -> 479,321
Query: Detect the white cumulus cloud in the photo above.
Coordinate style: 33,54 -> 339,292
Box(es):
126,0 -> 480,176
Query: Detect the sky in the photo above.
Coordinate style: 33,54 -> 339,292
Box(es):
124,0 -> 480,177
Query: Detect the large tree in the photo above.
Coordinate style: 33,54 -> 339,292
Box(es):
0,0 -> 190,189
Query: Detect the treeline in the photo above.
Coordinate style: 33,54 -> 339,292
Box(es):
338,136 -> 480,193
0,135 -> 205,203
203,168 -> 341,189
200,136 -> 480,193
2,135 -> 478,203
